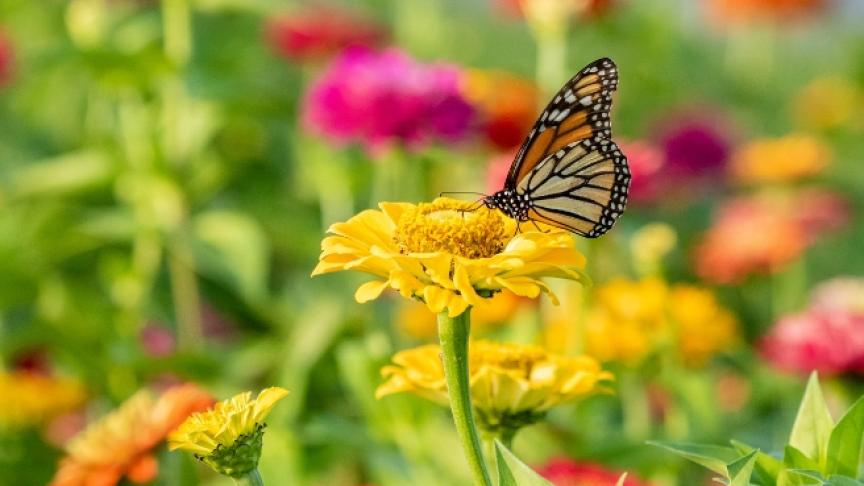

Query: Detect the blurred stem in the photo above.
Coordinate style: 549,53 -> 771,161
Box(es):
619,370 -> 651,441
372,147 -> 418,204
162,0 -> 191,66
438,310 -> 493,486
313,151 -> 353,230
535,29 -> 567,96
168,236 -> 203,351
235,468 -> 264,486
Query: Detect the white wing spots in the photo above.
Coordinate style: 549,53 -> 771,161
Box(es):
564,90 -> 576,103
553,108 -> 570,122
578,95 -> 592,106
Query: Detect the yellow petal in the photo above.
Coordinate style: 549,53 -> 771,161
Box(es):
252,387 -> 289,423
423,286 -> 451,314
355,280 -> 390,303
453,265 -> 484,306
447,295 -> 470,318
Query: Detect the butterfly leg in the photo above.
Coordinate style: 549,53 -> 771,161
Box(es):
530,219 -> 550,233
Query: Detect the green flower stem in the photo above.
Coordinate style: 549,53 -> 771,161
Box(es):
236,468 -> 264,486
438,310 -> 493,486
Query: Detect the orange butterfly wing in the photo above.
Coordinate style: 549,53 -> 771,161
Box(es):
506,58 -> 619,189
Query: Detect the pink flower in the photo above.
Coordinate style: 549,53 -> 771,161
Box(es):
266,7 -> 386,62
486,150 -> 517,194
140,324 -> 175,357
0,29 -> 13,86
810,277 -> 864,314
618,139 -> 664,205
302,48 -> 476,153
538,457 -> 651,486
760,310 -> 864,376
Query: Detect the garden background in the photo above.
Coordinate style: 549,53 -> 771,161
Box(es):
1,0 -> 863,485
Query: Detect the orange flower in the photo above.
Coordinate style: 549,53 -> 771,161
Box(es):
707,0 -> 828,25
462,70 -> 540,150
695,192 -> 848,284
730,134 -> 831,185
51,384 -> 213,486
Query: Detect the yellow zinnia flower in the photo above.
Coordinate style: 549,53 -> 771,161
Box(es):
0,371 -> 85,430
168,387 -> 288,478
312,198 -> 586,317
376,341 -> 612,435
730,134 -> 831,185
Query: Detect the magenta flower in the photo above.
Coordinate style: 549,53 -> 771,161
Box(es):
537,457 -> 651,486
652,107 -> 734,191
302,48 -> 476,153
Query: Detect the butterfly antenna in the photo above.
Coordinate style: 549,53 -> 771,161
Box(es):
439,191 -> 487,198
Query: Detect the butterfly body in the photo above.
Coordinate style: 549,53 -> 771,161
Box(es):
482,57 -> 630,238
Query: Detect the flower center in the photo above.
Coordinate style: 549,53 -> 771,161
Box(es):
394,198 -> 511,259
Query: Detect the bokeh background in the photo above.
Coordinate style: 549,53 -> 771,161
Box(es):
1,0 -> 863,484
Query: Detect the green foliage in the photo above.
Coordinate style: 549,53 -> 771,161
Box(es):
656,373 -> 864,485
495,441 -> 554,486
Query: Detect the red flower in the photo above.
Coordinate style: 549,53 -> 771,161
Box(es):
266,7 -> 386,63
538,457 -> 651,486
760,310 -> 864,376
462,70 -> 540,151
0,29 -> 13,86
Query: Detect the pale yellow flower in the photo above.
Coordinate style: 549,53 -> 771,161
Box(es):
792,77 -> 861,131
313,198 -> 587,317
730,134 -> 831,185
0,371 -> 85,430
168,387 -> 288,456
376,340 -> 612,433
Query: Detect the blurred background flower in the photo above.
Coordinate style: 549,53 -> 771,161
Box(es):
707,0 -> 830,26
792,77 -> 863,131
266,6 -> 387,64
461,69 -> 540,151
729,134 -> 831,186
0,28 -> 12,86
0,371 -> 85,431
618,140 -> 665,206
302,48 -> 475,153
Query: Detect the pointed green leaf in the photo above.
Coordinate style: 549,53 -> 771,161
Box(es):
826,476 -> 864,486
784,445 -> 822,471
728,450 -> 759,486
789,373 -> 834,469
827,395 -> 864,477
731,439 -> 784,484
785,469 -> 824,485
495,440 -> 554,486
649,441 -> 739,476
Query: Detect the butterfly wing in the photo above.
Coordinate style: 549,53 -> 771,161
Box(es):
519,137 -> 630,237
505,58 -> 619,189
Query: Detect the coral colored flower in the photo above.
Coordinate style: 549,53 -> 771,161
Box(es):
51,384 -> 213,486
266,7 -> 386,62
312,198 -> 587,317
302,48 -> 475,153
0,29 -> 12,86
495,0 -> 615,21
730,134 -> 831,185
617,140 -> 665,205
810,277 -> 864,314
169,387 -> 288,478
462,70 -> 540,150
0,371 -> 85,430
398,290 -> 530,340
537,457 -> 651,486
695,192 -> 849,284
792,77 -> 862,131
707,0 -> 829,25
376,341 -> 612,433
579,278 -> 738,366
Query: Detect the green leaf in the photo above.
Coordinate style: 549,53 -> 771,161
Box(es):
649,440 -> 739,476
789,372 -> 834,470
826,476 -> 864,486
495,440 -> 554,486
784,469 -> 824,485
784,446 -> 822,471
731,439 -> 784,484
728,450 -> 759,486
827,395 -> 864,477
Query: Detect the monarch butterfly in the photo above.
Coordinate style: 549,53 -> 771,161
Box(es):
483,58 -> 630,237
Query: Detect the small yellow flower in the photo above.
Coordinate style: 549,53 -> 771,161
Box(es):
792,77 -> 861,131
312,198 -> 586,318
0,371 -> 85,430
577,278 -> 739,366
376,341 -> 612,434
168,387 -> 288,478
730,134 -> 831,185
630,223 -> 677,278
